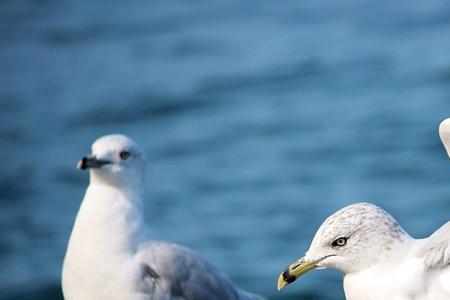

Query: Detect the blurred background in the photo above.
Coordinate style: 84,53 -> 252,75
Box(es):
1,1 -> 450,299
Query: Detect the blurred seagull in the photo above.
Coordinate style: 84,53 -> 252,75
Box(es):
439,117 -> 450,159
62,134 -> 264,300
277,203 -> 450,300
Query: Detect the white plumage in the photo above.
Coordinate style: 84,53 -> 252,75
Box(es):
62,134 -> 263,300
278,203 -> 450,300
277,118 -> 450,299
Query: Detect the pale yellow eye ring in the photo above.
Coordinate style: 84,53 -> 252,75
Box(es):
333,237 -> 348,247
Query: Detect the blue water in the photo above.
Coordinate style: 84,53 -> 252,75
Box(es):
1,1 -> 450,299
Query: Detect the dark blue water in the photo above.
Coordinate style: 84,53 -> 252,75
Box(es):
1,1 -> 450,299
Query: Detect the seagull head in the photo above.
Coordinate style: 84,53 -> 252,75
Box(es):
78,134 -> 146,188
277,202 -> 411,291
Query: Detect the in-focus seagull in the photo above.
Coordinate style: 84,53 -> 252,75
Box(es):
277,202 -> 450,300
62,134 -> 264,300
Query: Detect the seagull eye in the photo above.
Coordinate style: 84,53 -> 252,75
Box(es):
332,237 -> 348,247
119,151 -> 130,160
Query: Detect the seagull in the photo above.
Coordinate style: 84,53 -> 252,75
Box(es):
277,202 -> 450,300
439,117 -> 450,158
62,134 -> 264,300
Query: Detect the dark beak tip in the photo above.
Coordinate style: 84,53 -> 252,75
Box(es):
77,157 -> 88,170
284,274 -> 297,284
281,268 -> 297,284
77,155 -> 111,170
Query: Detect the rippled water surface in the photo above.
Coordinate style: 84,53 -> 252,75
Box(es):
1,1 -> 450,299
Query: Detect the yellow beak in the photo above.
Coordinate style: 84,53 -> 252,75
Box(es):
277,257 -> 319,291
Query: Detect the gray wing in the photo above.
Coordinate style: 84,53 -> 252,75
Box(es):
419,221 -> 450,270
135,241 -> 265,300
415,221 -> 450,297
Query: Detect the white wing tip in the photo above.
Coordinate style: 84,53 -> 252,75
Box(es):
439,118 -> 450,158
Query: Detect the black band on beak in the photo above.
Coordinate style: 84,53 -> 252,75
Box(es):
77,155 -> 111,170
